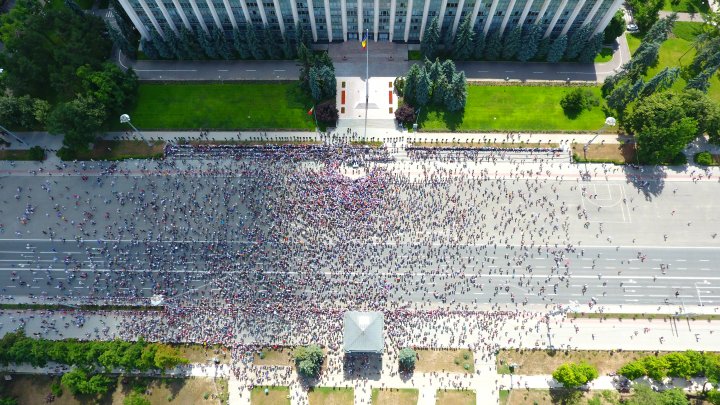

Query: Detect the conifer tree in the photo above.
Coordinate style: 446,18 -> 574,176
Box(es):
547,34 -> 567,63
501,26 -> 522,60
421,17 -> 440,60
452,16 -> 475,60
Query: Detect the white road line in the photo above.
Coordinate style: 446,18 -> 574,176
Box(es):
135,69 -> 198,72
217,69 -> 229,72
246,69 -> 257,72
273,69 -> 286,72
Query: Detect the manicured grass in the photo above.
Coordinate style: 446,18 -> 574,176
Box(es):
251,386 -> 291,405
435,389 -> 475,405
254,348 -> 294,366
662,0 -> 709,13
497,349 -> 664,375
499,389 -> 510,405
408,50 -> 422,60
371,388 -> 418,405
567,311 -> 720,320
571,143 -> 637,164
174,344 -> 231,365
594,47 -> 614,63
626,25 -> 720,102
417,85 -> 608,132
127,83 -> 316,130
66,140 -> 165,161
0,149 -> 44,161
505,389 -> 619,405
50,0 -> 94,9
415,349 -> 474,373
308,387 -> 353,405
411,141 -> 560,148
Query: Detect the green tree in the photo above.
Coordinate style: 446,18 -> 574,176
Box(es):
472,28 -> 485,59
212,27 -> 233,60
264,27 -> 283,60
686,62 -> 720,93
421,17 -> 440,60
565,25 -> 593,60
444,71 -> 467,112
0,95 -> 47,130
484,30 -> 502,60
578,33 -> 604,63
536,36 -> 552,60
415,69 -> 431,107
637,117 -> 697,164
293,345 -> 324,378
398,348 -> 417,371
150,29 -> 173,59
547,34 -> 567,63
560,88 -> 598,117
179,27 -> 204,59
403,64 -> 421,106
47,94 -> 106,151
501,26 -> 522,60
232,28 -> 251,59
517,25 -> 541,62
618,360 -> 647,380
552,362 -> 598,388
441,59 -> 456,82
77,62 -> 139,118
432,73 -> 449,106
604,10 -> 626,43
641,67 -> 680,98
296,23 -> 312,47
197,29 -> 218,59
246,24 -> 265,60
452,16 -> 475,60
153,345 -> 188,370
282,28 -> 296,59
628,0 -> 664,32
707,389 -> 720,405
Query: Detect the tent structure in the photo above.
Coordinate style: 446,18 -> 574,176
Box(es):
343,311 -> 384,354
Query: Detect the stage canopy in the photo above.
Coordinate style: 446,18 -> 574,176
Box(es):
343,311 -> 384,354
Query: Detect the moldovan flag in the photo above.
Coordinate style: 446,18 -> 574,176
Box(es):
307,106 -> 314,115
361,32 -> 368,49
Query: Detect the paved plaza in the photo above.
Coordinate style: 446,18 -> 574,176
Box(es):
1,132 -> 719,404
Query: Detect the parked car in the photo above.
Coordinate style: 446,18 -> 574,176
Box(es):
626,23 -> 639,32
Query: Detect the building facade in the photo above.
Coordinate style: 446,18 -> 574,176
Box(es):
117,0 -> 623,44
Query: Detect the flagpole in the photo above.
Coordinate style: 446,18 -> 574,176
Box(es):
364,28 -> 369,142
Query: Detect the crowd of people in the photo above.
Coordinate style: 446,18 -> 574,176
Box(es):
0,137 -> 717,392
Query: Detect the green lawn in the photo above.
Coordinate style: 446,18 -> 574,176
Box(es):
50,0 -> 94,9
126,83 -> 315,130
594,47 -> 614,63
417,85 -> 608,131
662,0 -> 709,13
626,23 -> 720,102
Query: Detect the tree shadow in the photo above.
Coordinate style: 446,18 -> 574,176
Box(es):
548,388 -> 584,405
417,107 -> 465,131
622,164 -> 666,200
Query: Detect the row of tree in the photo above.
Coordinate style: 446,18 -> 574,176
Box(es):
0,331 -> 188,372
0,0 -> 139,154
618,350 -> 720,382
400,58 -> 468,112
420,16 -> 604,64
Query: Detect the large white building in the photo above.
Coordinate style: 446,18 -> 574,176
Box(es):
117,0 -> 622,44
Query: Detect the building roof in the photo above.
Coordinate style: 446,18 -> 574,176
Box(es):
343,311 -> 384,354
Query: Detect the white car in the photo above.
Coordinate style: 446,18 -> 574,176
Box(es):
626,23 -> 639,32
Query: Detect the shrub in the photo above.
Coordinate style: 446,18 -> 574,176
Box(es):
50,381 -> 63,397
696,151 -> 714,166
28,146 -> 45,161
560,88 -> 599,117
394,77 -> 405,97
314,101 -> 338,124
124,393 -> 151,405
398,347 -> 417,372
394,104 -> 416,126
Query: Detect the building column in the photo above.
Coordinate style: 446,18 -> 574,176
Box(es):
204,0 -> 224,29
238,0 -> 252,24
593,0 -> 624,35
517,0 -> 534,27
341,0 -> 348,40
374,0 -> 379,41
419,0 -> 430,40
543,0 -> 568,38
358,0 -> 363,39
581,0 -> 605,28
170,0 -> 192,30
223,0 -> 238,29
188,0 -> 209,34
137,0 -> 165,38
256,0 -> 268,25
403,0 -> 413,41
274,0 -> 286,34
324,0 -> 333,40
153,0 -> 178,34
483,0 -> 500,34
116,0 -> 150,39
451,0 -> 465,36
469,0 -> 482,32
389,0 -> 397,41
437,0 -> 448,33
560,0 -> 586,36
498,0 -> 516,35
308,0 -> 319,41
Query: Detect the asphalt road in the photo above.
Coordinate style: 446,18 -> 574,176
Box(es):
0,157 -> 718,309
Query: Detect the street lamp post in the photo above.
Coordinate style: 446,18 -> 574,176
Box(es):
0,124 -> 28,146
583,117 -> 617,160
120,114 -> 149,145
